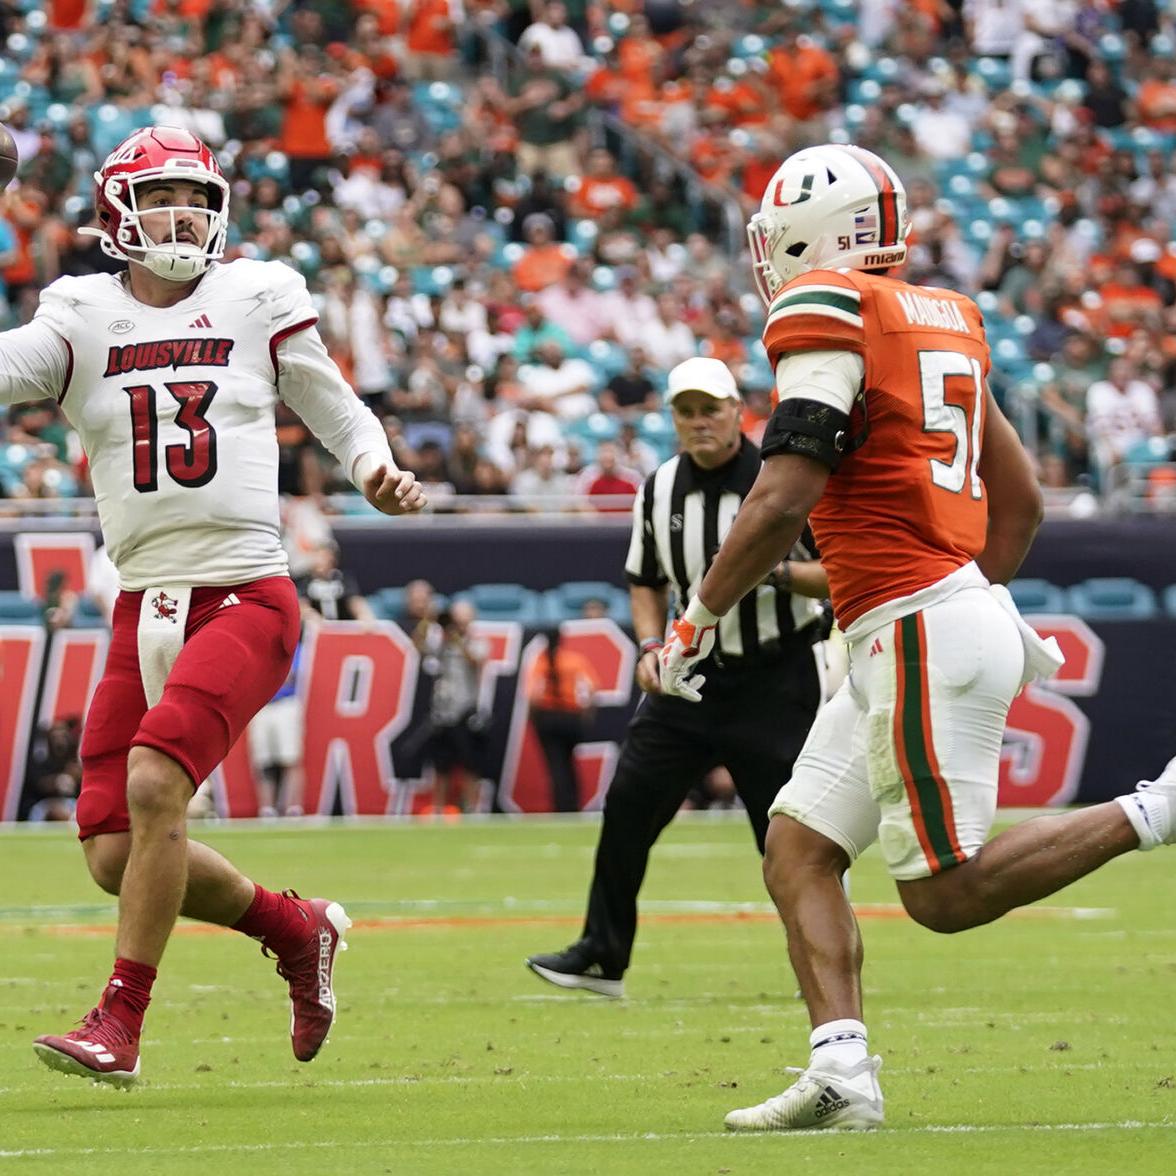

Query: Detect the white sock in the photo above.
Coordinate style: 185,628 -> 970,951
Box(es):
809,1019 -> 868,1069
1116,792 -> 1169,851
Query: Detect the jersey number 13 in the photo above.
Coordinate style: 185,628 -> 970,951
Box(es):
124,381 -> 219,493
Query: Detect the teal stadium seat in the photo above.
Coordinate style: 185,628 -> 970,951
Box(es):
88,104 -> 146,158
364,593 -> 392,620
586,339 -> 628,380
638,411 -> 676,461
1098,33 -> 1127,64
492,239 -> 524,270
1122,437 -> 1172,469
376,586 -> 406,620
568,219 -> 599,254
74,597 -> 107,625
1008,578 -> 1068,615
846,79 -> 881,106
375,587 -> 450,625
973,56 -> 1013,90
0,591 -> 42,622
733,34 -> 768,59
1164,584 -> 1176,620
411,266 -> 455,297
567,413 -> 620,448
738,355 -> 775,393
289,240 -> 321,280
452,583 -> 545,625
1067,578 -> 1158,621
820,0 -> 857,21
862,56 -> 900,84
542,581 -> 630,624
412,81 -> 462,134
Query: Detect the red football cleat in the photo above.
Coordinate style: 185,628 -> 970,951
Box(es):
267,892 -> 351,1062
33,1007 -> 140,1088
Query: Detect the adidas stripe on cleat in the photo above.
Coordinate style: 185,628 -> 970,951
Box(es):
33,1007 -> 141,1089
724,1055 -> 884,1131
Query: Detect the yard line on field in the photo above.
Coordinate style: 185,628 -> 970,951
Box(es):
0,808 -> 1085,839
0,1059 -> 1159,1085
2,1120 -> 1175,1158
0,899 -> 1116,935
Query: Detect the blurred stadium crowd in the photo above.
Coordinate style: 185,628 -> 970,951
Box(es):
1,0 -> 1176,513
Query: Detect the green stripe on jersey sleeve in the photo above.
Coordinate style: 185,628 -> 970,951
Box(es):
769,289 -> 861,317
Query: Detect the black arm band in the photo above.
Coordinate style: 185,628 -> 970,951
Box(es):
760,398 -> 854,470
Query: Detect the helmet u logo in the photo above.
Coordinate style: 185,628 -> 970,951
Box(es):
771,172 -> 814,207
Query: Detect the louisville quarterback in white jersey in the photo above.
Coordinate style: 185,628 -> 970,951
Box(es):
2,126 -> 425,1089
7,258 -> 390,587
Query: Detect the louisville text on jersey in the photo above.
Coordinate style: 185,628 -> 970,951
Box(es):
103,337 -> 235,376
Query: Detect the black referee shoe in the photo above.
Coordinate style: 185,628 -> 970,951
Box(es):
526,943 -> 625,999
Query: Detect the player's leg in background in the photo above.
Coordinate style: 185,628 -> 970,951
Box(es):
275,694 -> 306,816
717,654 -> 822,854
531,709 -> 583,812
427,727 -> 458,814
525,697 -> 717,993
248,704 -> 280,817
578,697 -> 718,971
457,730 -> 480,814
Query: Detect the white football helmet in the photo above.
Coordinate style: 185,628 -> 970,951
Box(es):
747,143 -> 910,306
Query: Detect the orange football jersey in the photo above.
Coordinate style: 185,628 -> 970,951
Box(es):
762,268 -> 990,629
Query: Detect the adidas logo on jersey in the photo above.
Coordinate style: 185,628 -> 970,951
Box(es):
188,313 -> 214,330
813,1085 -> 851,1120
868,637 -> 883,657
218,593 -> 241,609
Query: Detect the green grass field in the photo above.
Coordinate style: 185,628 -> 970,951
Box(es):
1,814 -> 1174,1175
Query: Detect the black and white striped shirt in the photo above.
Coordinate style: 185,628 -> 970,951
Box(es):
624,437 -> 823,662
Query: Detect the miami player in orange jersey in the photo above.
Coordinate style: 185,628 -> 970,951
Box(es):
658,143 -> 1176,1132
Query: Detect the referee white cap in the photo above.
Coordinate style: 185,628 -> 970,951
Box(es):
666,356 -> 741,404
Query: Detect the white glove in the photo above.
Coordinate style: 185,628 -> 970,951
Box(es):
659,597 -> 719,702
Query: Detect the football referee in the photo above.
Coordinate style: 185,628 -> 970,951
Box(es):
526,357 -> 828,997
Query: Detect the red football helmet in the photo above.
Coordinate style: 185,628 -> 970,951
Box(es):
81,127 -> 230,281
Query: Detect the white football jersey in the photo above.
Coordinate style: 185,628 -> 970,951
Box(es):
1,259 -> 389,590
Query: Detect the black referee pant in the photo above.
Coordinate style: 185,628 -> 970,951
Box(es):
578,644 -> 821,975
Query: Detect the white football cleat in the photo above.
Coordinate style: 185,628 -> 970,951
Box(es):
724,1054 -> 884,1132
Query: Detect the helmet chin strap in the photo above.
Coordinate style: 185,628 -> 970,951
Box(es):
135,214 -> 211,281
139,243 -> 207,282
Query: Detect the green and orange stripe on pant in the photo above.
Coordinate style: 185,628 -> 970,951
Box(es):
893,613 -> 967,873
